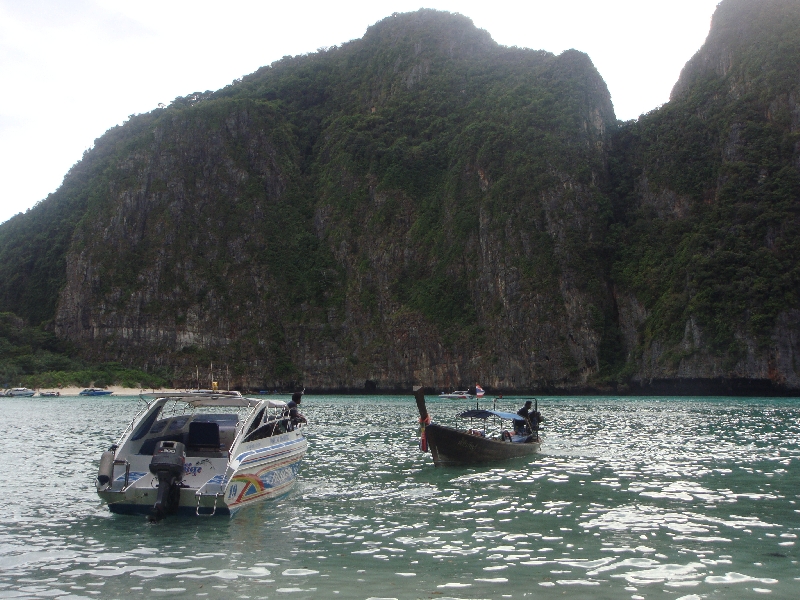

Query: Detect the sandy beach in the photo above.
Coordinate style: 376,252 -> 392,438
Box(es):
8,386 -> 288,397
33,386 -> 183,397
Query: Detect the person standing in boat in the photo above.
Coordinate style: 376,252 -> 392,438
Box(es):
285,391 -> 307,429
516,400 -> 533,434
516,400 -> 542,434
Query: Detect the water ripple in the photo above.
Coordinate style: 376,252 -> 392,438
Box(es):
0,395 -> 798,598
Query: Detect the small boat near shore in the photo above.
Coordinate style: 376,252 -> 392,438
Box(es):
39,391 -> 61,397
414,387 -> 541,466
96,391 -> 307,520
79,388 -> 113,396
3,387 -> 36,397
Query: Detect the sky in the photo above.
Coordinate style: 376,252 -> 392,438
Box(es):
0,0 -> 722,225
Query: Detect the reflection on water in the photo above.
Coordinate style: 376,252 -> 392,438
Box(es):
0,395 -> 798,598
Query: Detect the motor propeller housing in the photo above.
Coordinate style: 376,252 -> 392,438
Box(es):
148,441 -> 186,521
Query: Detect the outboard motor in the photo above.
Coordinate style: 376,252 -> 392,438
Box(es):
96,444 -> 117,489
148,441 -> 185,522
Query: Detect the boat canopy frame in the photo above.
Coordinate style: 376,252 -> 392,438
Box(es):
112,394 -> 287,449
138,392 -> 284,409
455,397 -> 541,441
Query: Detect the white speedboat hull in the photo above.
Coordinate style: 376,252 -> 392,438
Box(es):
98,433 -> 306,516
4,388 -> 35,397
96,393 -> 307,518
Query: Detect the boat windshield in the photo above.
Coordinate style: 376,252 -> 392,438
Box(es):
125,394 -> 290,456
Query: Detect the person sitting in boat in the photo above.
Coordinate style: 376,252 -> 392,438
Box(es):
284,392 -> 307,429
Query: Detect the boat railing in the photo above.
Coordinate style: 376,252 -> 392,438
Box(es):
113,396 -> 163,447
195,476 -> 227,516
227,414 -> 250,459
104,458 -> 131,491
196,493 -> 222,517
228,401 -> 302,456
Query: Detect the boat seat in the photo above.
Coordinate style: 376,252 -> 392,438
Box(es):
187,421 -> 221,452
138,434 -> 187,455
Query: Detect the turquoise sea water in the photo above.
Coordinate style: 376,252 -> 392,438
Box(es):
0,394 -> 798,599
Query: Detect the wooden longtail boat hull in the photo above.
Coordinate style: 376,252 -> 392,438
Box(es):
425,423 -> 540,466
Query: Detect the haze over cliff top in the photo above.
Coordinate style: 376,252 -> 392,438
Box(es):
672,0 -> 800,99
1,0 -> 722,225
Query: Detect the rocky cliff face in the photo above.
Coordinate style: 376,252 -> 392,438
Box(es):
55,100 -> 318,379
609,0 -> 800,393
46,10 -> 620,392
3,2 -> 799,393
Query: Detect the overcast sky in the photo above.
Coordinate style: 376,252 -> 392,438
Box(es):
0,0 -> 721,224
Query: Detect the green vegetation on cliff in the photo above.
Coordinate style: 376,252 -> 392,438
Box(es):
0,9 -> 618,388
609,0 -> 800,364
0,1 -> 798,391
0,312 -> 168,389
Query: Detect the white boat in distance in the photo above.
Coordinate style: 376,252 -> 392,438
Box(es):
438,390 -> 474,399
79,388 -> 113,396
4,387 -> 35,397
438,385 -> 485,399
96,392 -> 307,520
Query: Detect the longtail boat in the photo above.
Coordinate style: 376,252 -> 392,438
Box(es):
414,386 -> 541,466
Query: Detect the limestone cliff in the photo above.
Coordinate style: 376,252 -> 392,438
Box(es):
1,2 -> 798,394
46,10 -> 619,391
609,0 -> 800,393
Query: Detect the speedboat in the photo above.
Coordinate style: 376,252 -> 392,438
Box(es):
415,387 -> 541,466
438,384 -> 486,399
4,387 -> 36,397
39,391 -> 61,397
95,392 -> 307,520
438,390 -> 473,399
79,388 -> 114,396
